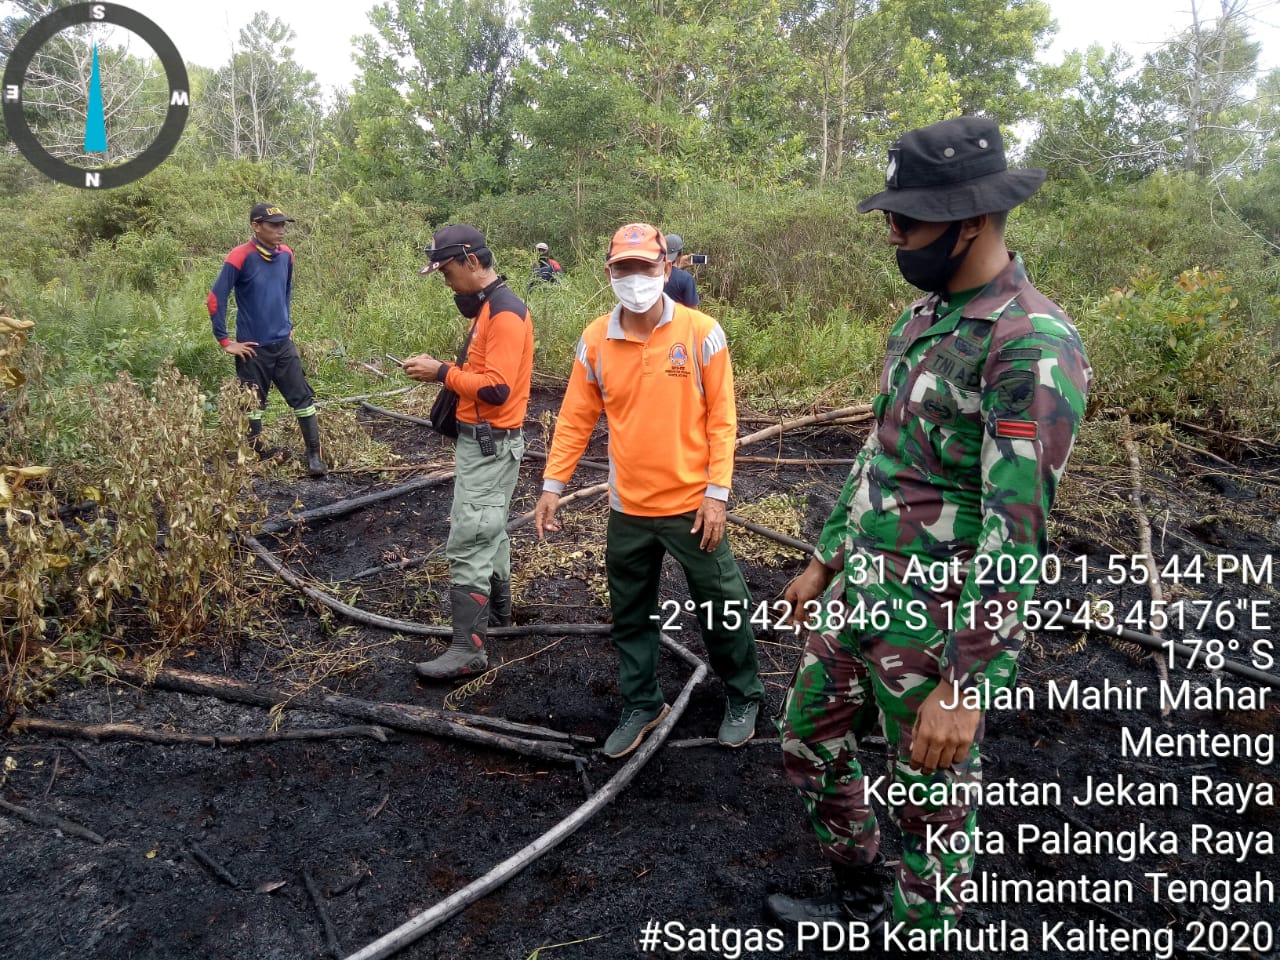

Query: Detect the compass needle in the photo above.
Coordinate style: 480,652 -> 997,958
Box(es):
84,43 -> 107,153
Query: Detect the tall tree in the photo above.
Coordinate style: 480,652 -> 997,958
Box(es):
881,0 -> 1055,124
1142,0 -> 1261,178
521,0 -> 803,201
350,0 -> 522,204
1028,46 -> 1174,182
200,13 -> 321,166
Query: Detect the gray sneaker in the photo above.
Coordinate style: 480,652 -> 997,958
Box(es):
718,700 -> 759,748
602,703 -> 670,759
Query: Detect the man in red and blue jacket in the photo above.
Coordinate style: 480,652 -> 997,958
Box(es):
208,202 -> 326,476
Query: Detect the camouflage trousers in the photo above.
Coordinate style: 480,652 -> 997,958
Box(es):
778,574 -> 985,931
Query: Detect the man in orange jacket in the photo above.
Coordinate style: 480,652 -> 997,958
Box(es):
405,224 -> 534,680
533,223 -> 763,757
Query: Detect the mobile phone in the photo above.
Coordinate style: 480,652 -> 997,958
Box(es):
385,353 -> 405,367
689,254 -> 709,265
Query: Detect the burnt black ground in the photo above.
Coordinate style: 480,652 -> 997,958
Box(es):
2,388 -> 1278,960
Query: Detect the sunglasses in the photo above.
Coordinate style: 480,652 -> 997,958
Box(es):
883,210 -> 925,235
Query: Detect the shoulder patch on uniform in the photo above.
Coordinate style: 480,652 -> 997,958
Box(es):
998,346 -> 1041,362
994,370 -> 1036,414
996,420 -> 1037,440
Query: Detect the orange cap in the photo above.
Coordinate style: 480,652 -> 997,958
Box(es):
605,223 -> 667,265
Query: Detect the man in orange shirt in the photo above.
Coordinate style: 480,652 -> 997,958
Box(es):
405,225 -> 535,679
533,223 -> 763,757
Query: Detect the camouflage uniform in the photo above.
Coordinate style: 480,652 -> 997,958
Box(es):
779,253 -> 1091,930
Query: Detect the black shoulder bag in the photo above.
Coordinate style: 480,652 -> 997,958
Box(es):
428,321 -> 478,438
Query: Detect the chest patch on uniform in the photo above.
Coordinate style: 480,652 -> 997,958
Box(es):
998,346 -> 1042,362
996,420 -> 1038,440
994,370 -> 1036,414
886,334 -> 910,357
924,343 -> 983,391
918,387 -> 958,425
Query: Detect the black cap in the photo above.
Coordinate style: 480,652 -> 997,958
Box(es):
250,202 -> 295,224
419,224 -> 488,275
856,116 -> 1045,222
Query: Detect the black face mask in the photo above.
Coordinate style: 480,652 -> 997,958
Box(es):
454,275 -> 506,318
895,220 -> 972,294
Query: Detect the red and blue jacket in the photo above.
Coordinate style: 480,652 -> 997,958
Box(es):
207,241 -> 294,347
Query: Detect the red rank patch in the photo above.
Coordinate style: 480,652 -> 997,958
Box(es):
995,419 -> 1038,440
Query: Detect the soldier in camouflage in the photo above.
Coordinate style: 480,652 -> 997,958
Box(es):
765,116 -> 1091,935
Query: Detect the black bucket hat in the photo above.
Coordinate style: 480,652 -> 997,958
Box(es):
857,116 -> 1045,222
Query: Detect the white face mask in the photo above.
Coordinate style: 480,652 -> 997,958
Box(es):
611,272 -> 666,313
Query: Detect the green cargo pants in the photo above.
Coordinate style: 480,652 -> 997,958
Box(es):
605,509 -> 764,712
446,432 -> 524,588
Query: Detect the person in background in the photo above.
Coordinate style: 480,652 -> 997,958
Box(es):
533,223 -> 763,758
405,224 -> 535,680
532,241 -> 564,284
766,116 -> 1091,938
662,233 -> 699,307
208,202 -> 326,477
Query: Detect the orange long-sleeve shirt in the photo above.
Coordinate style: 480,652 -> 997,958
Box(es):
543,297 -> 738,516
440,285 -> 533,430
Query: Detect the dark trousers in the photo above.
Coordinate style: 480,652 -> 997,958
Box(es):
235,338 -> 315,415
605,510 -> 764,712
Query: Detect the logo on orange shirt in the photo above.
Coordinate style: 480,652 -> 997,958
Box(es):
667,343 -> 690,378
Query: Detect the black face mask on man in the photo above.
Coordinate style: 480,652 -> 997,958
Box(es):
454,275 -> 506,318
895,220 -> 973,294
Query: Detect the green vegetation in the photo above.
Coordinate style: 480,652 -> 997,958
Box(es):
3,0 -> 1280,711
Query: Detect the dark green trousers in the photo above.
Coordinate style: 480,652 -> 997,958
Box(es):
605,510 -> 764,712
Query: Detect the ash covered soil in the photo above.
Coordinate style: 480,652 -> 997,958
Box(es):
3,386 -> 1279,960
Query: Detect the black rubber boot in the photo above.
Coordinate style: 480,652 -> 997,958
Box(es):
488,574 -> 512,627
297,414 -> 327,477
415,586 -> 489,680
764,856 -> 889,929
247,419 -> 282,461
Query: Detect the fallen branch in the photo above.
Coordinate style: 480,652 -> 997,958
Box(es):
506,482 -> 609,532
190,840 -> 240,888
735,405 -> 873,449
305,868 -> 344,958
725,512 -> 815,555
1121,414 -> 1171,717
346,551 -> 441,582
0,795 -> 104,844
342,635 -> 709,960
359,403 -> 432,427
325,464 -> 450,477
735,456 -> 856,466
322,385 -> 417,406
259,472 -> 453,535
666,736 -> 778,749
11,717 -> 389,747
244,533 -> 610,646
110,661 -> 590,762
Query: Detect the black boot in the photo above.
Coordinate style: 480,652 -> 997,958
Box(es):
764,857 -> 889,929
297,414 -> 327,477
488,574 -> 512,627
247,418 -> 282,461
415,585 -> 489,680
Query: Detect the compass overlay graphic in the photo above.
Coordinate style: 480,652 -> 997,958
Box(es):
3,3 -> 189,189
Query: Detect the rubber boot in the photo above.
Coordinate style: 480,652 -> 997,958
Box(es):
764,856 -> 889,928
415,585 -> 489,680
247,419 -> 282,461
297,414 -> 327,477
488,574 -> 512,627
